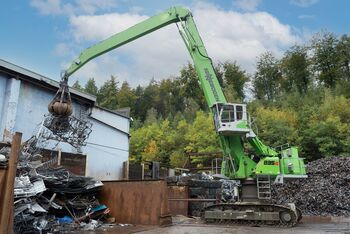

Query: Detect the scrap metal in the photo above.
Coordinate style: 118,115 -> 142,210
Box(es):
272,156 -> 350,217
11,114 -> 115,233
42,114 -> 92,148
0,147 -> 10,169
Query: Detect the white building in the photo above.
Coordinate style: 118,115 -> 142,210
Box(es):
0,59 -> 130,180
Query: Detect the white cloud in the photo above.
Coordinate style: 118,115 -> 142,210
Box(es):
30,0 -> 118,16
30,0 -> 65,15
232,0 -> 261,11
69,12 -> 148,41
53,43 -> 71,56
290,0 -> 318,8
57,3 -> 302,87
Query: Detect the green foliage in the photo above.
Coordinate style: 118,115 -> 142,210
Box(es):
253,107 -> 298,148
129,111 -> 220,167
311,32 -> 343,88
117,81 -> 137,112
253,52 -> 282,100
72,80 -> 83,91
184,111 -> 220,153
97,76 -> 119,109
170,151 -> 187,168
222,61 -> 249,101
84,78 -> 98,96
179,63 -> 206,110
280,46 -> 310,94
299,93 -> 350,159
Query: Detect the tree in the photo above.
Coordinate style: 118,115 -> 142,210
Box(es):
298,97 -> 348,160
254,107 -> 298,148
117,81 -> 137,109
311,32 -> 343,88
139,79 -> 159,121
144,107 -> 158,125
72,80 -> 83,91
179,63 -> 206,110
133,85 -> 145,121
84,78 -> 98,96
185,111 -> 220,153
97,76 -> 119,109
253,52 -> 282,100
223,61 -> 249,101
281,46 -> 311,94
337,34 -> 350,81
157,79 -> 172,117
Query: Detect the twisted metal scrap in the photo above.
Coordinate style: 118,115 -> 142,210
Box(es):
42,114 -> 92,148
272,156 -> 350,217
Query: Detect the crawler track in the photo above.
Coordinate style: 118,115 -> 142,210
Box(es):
201,203 -> 300,227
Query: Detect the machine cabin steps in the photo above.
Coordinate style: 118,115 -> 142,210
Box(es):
257,175 -> 272,200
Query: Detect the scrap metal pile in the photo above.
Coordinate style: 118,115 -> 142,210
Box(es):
272,156 -> 350,217
13,149 -> 110,233
167,173 -> 222,217
0,147 -> 10,168
9,114 -> 121,233
42,114 -> 92,148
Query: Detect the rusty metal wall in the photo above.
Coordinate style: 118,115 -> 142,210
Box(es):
98,180 -> 171,226
168,186 -> 188,216
0,132 -> 22,234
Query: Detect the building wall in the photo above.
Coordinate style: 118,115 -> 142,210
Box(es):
84,117 -> 129,180
0,73 -> 129,181
0,78 -> 6,121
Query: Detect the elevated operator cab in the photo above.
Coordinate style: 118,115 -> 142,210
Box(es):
212,103 -> 250,135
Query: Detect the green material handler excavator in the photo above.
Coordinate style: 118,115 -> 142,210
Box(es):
49,6 -> 307,227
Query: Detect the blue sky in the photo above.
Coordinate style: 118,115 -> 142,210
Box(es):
1,0 -> 349,87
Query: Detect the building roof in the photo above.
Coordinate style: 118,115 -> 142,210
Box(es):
0,59 -> 130,131
95,105 -> 130,120
0,59 -> 96,103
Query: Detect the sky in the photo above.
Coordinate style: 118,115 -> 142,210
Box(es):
1,0 -> 349,87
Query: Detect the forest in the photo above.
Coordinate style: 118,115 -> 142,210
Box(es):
72,32 -> 350,168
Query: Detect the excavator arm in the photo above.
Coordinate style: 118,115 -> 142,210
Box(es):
48,6 -> 221,119
62,6 -> 225,108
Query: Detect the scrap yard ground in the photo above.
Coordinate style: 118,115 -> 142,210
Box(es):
138,223 -> 350,234
142,216 -> 350,234
81,217 -> 350,234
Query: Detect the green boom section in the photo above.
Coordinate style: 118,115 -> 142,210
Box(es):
64,6 -> 226,108
220,136 -> 257,179
248,137 -> 278,157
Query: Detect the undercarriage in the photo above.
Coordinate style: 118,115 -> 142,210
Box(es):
202,202 -> 301,227
201,177 -> 302,227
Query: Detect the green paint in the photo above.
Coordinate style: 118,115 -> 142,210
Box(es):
256,157 -> 281,175
236,121 -> 248,129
